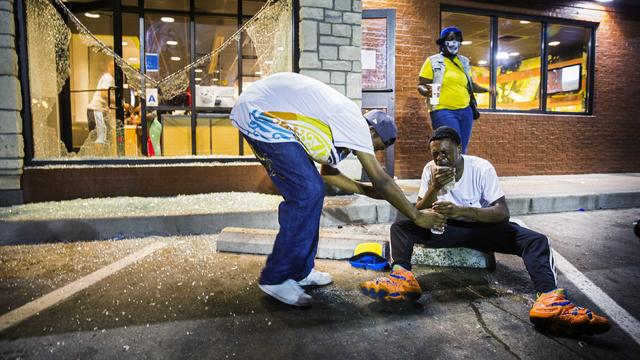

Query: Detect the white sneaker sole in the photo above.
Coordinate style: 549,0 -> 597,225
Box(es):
258,284 -> 312,307
297,278 -> 333,286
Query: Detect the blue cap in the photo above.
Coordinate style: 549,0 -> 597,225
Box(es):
348,252 -> 389,271
437,26 -> 463,44
364,110 -> 397,147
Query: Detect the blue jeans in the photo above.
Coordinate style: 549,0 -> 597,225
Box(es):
244,137 -> 325,285
430,106 -> 474,154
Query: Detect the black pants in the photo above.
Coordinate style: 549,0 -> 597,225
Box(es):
390,219 -> 557,293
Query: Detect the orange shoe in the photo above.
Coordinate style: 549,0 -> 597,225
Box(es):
530,289 -> 611,335
359,268 -> 422,302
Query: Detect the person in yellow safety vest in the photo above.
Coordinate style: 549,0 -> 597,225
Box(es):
417,26 -> 493,154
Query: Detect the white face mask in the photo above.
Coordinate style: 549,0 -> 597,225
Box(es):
444,40 -> 461,55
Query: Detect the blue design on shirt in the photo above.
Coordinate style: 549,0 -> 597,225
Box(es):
247,109 -> 293,141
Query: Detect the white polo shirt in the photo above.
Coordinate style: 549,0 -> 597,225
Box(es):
230,72 -> 374,167
419,155 -> 505,213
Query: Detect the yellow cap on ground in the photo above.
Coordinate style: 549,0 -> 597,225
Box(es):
353,242 -> 383,257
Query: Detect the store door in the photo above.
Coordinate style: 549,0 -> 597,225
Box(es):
361,9 -> 396,176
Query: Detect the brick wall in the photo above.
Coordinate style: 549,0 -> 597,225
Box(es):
363,0 -> 640,178
0,0 -> 24,205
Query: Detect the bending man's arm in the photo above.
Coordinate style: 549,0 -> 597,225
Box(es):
355,151 -> 444,229
321,165 -> 383,199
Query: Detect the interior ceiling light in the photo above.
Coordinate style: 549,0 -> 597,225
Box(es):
166,40 -> 178,46
84,12 -> 100,19
519,20 -> 531,24
496,52 -> 509,60
264,60 -> 274,65
595,0 -> 613,3
478,60 -> 488,65
548,41 -> 561,46
509,52 -> 520,56
255,71 -> 263,75
170,56 -> 181,61
161,17 -> 175,23
122,41 -> 128,46
461,41 -> 472,45
128,57 -> 138,62
195,77 -> 202,81
195,69 -> 203,73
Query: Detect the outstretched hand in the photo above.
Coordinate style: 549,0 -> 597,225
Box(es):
413,209 -> 446,229
432,201 -> 463,218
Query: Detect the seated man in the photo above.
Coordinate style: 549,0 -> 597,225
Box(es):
360,126 -> 610,336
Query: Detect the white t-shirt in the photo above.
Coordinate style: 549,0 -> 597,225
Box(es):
419,155 -> 505,215
230,72 -> 374,167
87,73 -> 114,112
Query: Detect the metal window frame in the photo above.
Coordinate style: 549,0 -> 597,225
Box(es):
16,0 -> 297,166
440,5 -> 597,116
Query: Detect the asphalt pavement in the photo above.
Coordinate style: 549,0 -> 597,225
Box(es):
0,208 -> 639,359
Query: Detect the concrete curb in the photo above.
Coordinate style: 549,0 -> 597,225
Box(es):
1,191 -> 639,245
217,227 -> 496,269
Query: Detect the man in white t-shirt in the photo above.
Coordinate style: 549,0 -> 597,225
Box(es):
86,62 -> 114,144
360,126 -> 610,336
231,73 -> 443,307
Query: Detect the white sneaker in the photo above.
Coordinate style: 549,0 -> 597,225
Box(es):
258,279 -> 312,306
298,268 -> 333,286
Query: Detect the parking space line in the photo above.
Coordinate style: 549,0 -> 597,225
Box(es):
0,241 -> 167,333
513,218 -> 640,345
552,250 -> 640,344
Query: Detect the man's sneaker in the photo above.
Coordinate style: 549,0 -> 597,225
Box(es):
298,269 -> 333,286
530,289 -> 611,335
258,279 -> 312,307
359,268 -> 422,302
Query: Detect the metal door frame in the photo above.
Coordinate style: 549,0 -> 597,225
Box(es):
361,8 -> 396,176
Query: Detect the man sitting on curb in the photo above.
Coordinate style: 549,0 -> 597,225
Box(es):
231,73 -> 444,307
360,126 -> 610,335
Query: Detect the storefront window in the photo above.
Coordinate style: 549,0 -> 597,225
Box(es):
440,8 -> 593,115
496,18 -> 541,111
145,13 -> 190,107
23,0 -> 290,161
546,24 -> 590,113
441,12 -> 491,109
145,0 -> 189,12
122,13 -> 143,157
195,0 -> 236,14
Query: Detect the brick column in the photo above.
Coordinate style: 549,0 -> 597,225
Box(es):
299,0 -> 362,106
0,0 -> 24,206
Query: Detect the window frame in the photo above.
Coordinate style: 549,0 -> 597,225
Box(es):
440,5 -> 597,116
16,0 -> 297,166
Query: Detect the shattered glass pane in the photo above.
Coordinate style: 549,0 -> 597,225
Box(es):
27,0 -> 291,160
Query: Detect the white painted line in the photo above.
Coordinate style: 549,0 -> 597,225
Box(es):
552,250 -> 640,344
0,241 -> 167,333
514,219 -> 640,345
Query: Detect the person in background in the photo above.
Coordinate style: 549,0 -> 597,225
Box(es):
417,26 -> 491,154
231,72 -> 444,307
86,61 -> 114,144
360,126 -> 611,336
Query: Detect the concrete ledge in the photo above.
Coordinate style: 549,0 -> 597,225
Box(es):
217,227 -> 496,269
412,246 -> 495,269
218,227 -> 388,260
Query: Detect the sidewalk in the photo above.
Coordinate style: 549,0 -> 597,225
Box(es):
1,173 -> 639,245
